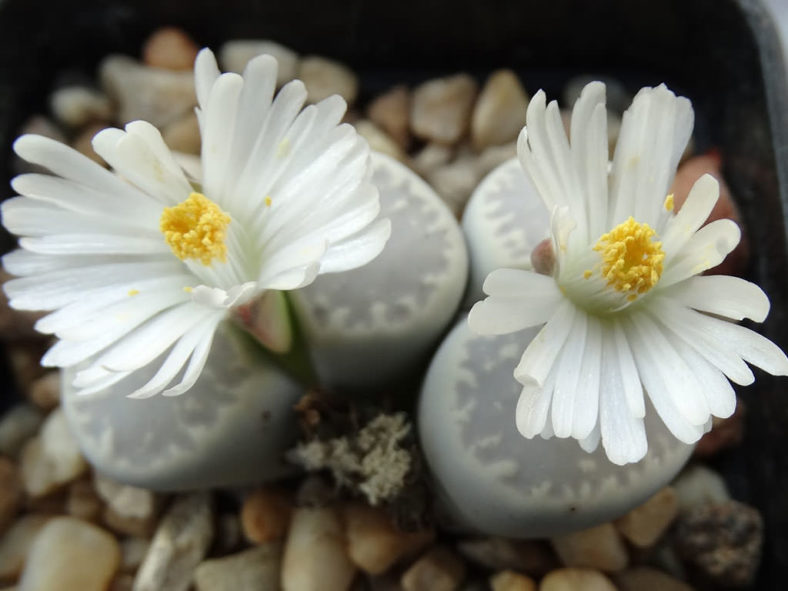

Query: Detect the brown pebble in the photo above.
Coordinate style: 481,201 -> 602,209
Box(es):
457,537 -> 557,577
241,486 -> 292,544
66,478 -> 104,523
401,546 -> 466,591
694,399 -> 745,458
0,513 -> 53,581
540,568 -> 616,591
490,569 -> 537,591
675,500 -> 763,587
614,487 -> 678,548
27,372 -> 60,412
0,458 -> 23,535
669,151 -> 748,276
368,85 -> 411,149
411,74 -> 478,145
162,111 -> 201,155
142,27 -> 199,71
343,502 -> 434,575
71,123 -> 108,166
550,523 -> 628,572
614,567 -> 695,591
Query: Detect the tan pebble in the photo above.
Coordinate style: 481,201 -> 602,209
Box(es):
354,120 -> 406,162
219,40 -> 299,86
299,56 -> 359,106
94,475 -> 158,521
193,543 -> 281,591
411,74 -> 477,145
368,85 -> 411,148
0,514 -> 52,581
17,516 -> 120,591
71,123 -> 109,166
471,70 -> 528,150
343,502 -> 434,575
427,156 -> 482,217
490,570 -> 536,591
50,86 -> 112,128
669,152 -> 747,275
0,405 -> 44,460
0,458 -> 23,535
282,506 -> 356,591
672,465 -> 730,513
162,111 -> 200,154
21,409 -> 88,498
133,492 -> 214,591
401,546 -> 466,591
614,566 -> 695,591
103,506 -> 157,538
410,143 -> 453,177
27,373 -> 60,412
142,27 -> 199,71
66,479 -> 104,522
240,487 -> 292,544
615,487 -> 678,548
540,568 -> 616,591
550,523 -> 628,572
120,536 -> 149,572
100,55 -> 196,128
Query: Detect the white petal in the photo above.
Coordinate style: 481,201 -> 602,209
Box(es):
19,234 -> 169,257
598,327 -> 648,464
659,219 -> 741,288
551,312 -> 588,438
571,315 -> 602,440
468,270 -> 563,336
611,320 -> 645,418
194,48 -> 221,109
650,296 -> 755,385
516,370 -> 557,438
161,314 -> 223,396
660,174 -> 718,255
664,275 -> 770,322
200,73 -> 243,202
514,299 -> 576,386
624,315 -> 708,444
317,218 -> 392,274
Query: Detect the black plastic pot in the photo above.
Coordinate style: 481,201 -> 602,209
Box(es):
0,0 -> 786,585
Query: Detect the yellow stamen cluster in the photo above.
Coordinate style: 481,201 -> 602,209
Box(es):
592,217 -> 665,301
160,192 -> 231,266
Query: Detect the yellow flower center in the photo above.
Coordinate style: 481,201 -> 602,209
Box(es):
592,217 -> 664,301
160,192 -> 231,266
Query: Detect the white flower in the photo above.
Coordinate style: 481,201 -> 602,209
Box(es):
2,49 -> 391,399
468,82 -> 788,465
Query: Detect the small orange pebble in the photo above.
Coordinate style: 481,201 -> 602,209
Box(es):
142,27 -> 199,71
240,486 -> 293,544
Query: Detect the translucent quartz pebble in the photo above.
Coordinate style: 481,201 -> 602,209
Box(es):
418,316 -> 693,538
62,323 -> 303,490
461,158 -> 549,307
290,152 -> 468,392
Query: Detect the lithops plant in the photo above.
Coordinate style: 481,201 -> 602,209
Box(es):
289,152 -> 468,392
461,158 -> 549,307
62,322 -> 303,490
418,315 -> 694,538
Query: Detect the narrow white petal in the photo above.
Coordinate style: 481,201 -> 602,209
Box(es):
516,370 -> 557,438
259,262 -> 321,291
481,267 -> 563,298
19,234 -> 169,257
650,296 -> 755,385
624,315 -> 708,444
660,219 -> 741,288
514,299 -> 576,386
571,315 -> 602,440
201,73 -> 243,201
161,314 -> 223,396
317,218 -> 392,274
660,174 -> 719,255
578,421 -> 601,453
551,312 -> 588,438
612,320 -> 645,418
664,275 -> 770,322
73,369 -> 133,397
194,48 -> 221,108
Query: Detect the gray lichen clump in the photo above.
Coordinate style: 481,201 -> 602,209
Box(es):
288,403 -> 421,509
